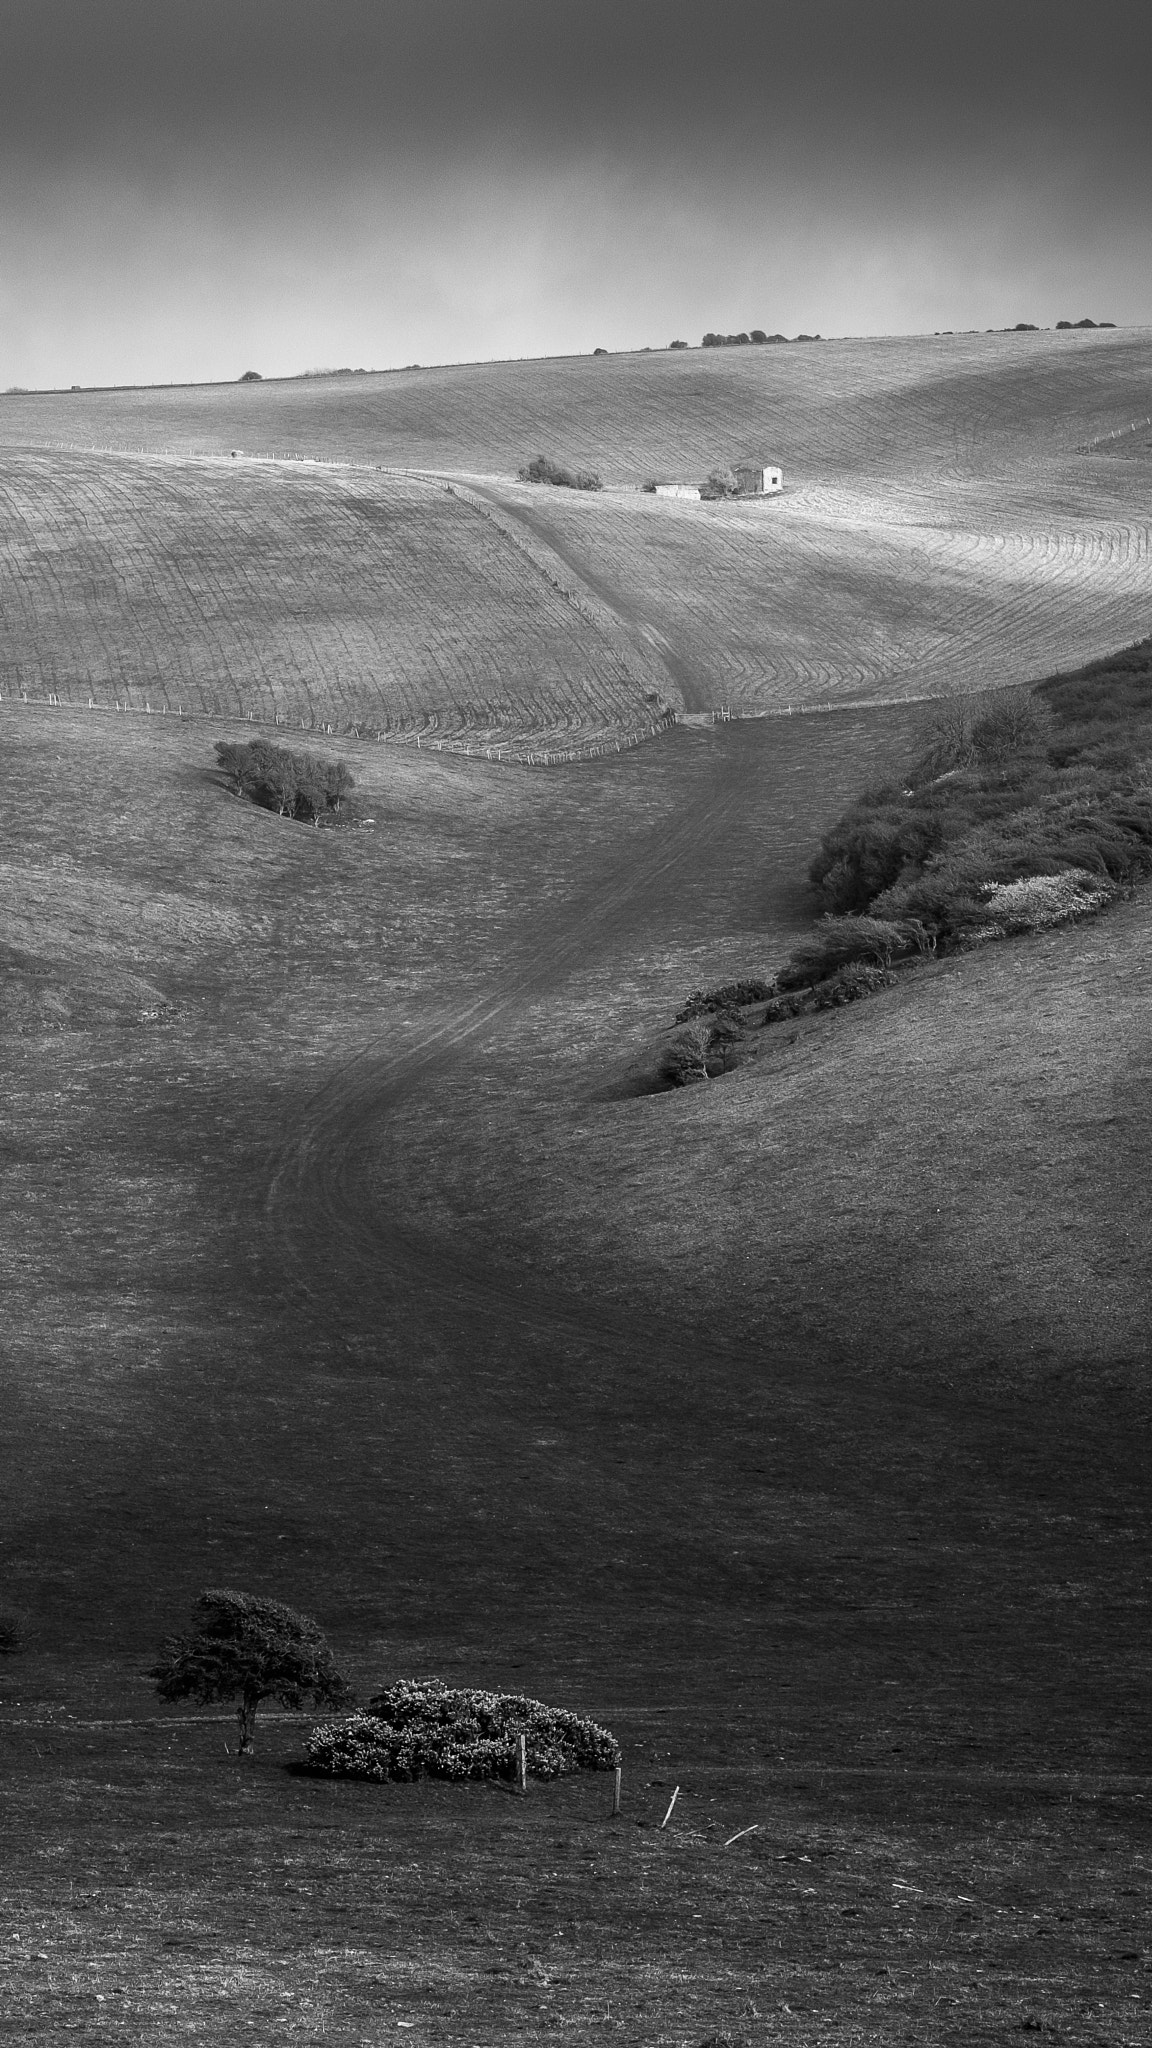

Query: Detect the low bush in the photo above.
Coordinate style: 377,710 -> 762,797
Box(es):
700,466 -> 740,501
675,978 -> 773,1022
762,989 -> 811,1023
302,1679 -> 620,1783
811,962 -> 896,1008
661,1008 -> 745,1085
518,455 -> 602,491
777,915 -> 929,991
215,739 -> 355,825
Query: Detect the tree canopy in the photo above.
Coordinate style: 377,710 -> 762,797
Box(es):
151,1589 -> 349,1753
215,738 -> 355,825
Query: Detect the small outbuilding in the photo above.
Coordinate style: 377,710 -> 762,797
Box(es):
653,483 -> 701,500
735,463 -> 783,495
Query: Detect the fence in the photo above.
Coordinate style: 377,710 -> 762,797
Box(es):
1076,416 -> 1151,454
0,686 -> 680,768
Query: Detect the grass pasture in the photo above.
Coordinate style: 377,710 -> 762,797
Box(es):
2,327 -> 1149,724
3,699 -> 1151,2043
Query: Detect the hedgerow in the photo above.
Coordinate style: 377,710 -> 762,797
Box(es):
811,962 -> 896,1007
777,916 -> 932,991
664,639 -> 1152,1069
301,1679 -> 620,1784
675,978 -> 773,1022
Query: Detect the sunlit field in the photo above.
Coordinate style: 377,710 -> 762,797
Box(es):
2,328 -> 1149,727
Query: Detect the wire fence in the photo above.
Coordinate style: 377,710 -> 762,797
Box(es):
0,687 -> 681,766
1076,415 -> 1151,453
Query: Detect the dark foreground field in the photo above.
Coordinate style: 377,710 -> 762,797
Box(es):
2,703 -> 1150,2044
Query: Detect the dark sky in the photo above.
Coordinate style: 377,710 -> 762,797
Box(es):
2,0 -> 1149,386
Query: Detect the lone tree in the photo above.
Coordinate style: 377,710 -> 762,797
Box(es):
151,1590 -> 350,1755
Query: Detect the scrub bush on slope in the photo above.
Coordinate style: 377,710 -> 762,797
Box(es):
672,638 -> 1152,1046
303,1679 -> 619,1783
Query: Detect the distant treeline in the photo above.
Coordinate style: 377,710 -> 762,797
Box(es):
701,331 -> 821,348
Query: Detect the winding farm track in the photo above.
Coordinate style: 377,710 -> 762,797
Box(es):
266,727 -> 765,1364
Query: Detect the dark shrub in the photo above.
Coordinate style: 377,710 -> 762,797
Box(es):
676,978 -> 773,1022
215,739 -> 355,824
239,369 -> 263,381
518,455 -> 602,491
811,962 -> 896,1008
810,802 -> 946,912
302,1679 -> 619,1783
668,339 -> 688,349
763,989 -> 811,1022
700,465 -> 740,501
778,915 -> 922,990
969,689 -> 1054,766
661,1009 -> 744,1085
750,330 -> 768,343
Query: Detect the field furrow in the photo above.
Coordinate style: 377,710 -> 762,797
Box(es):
0,451 -> 664,742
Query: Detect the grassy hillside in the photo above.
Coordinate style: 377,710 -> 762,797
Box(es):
3,328 -> 1149,720
3,702 -> 1149,2041
0,449 -> 665,742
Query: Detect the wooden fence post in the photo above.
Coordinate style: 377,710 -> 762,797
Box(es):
517,1733 -> 528,1795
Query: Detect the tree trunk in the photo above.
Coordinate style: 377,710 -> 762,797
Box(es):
236,1694 -> 260,1754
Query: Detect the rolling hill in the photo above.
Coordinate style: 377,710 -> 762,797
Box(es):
2,327 -> 1149,732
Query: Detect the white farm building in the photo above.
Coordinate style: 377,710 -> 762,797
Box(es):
735,463 -> 783,494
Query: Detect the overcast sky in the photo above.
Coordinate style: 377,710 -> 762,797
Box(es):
2,0 -> 1149,388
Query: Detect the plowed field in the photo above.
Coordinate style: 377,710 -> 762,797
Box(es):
0,449 -> 662,740
3,326 -> 1149,722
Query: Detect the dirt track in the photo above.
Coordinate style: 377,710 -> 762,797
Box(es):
265,722 -> 775,1354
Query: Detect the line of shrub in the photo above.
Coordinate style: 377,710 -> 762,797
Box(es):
665,639 -> 1152,1063
807,644 -> 1152,957
675,978 -> 774,1022
215,738 -> 356,825
301,1679 -> 620,1783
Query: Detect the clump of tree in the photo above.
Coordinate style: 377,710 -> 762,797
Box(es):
239,369 -> 263,381
518,455 -> 602,491
302,1678 -> 619,1784
215,738 -> 355,824
151,1590 -> 350,1755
